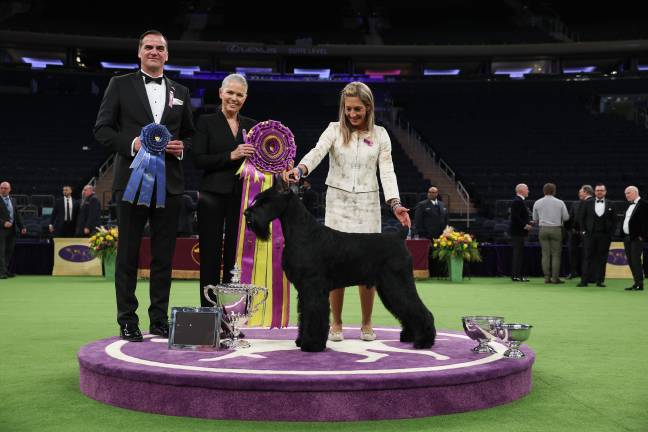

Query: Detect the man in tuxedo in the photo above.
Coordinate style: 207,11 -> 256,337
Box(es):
94,30 -> 194,341
577,184 -> 616,287
509,183 -> 532,282
414,186 -> 448,277
564,186 -> 590,280
49,185 -> 78,237
75,185 -> 101,237
622,186 -> 648,291
0,182 -> 26,279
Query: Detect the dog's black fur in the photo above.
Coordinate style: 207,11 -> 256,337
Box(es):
244,180 -> 436,352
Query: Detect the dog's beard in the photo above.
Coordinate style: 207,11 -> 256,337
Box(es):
245,214 -> 271,240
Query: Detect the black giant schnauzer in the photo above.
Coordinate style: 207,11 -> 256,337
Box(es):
244,181 -> 436,352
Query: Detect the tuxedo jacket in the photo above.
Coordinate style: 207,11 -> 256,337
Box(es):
509,196 -> 531,237
626,199 -> 648,240
0,197 -> 25,236
50,197 -> 79,233
414,199 -> 448,240
75,195 -> 101,236
94,72 -> 195,195
192,111 -> 257,194
579,198 -> 616,237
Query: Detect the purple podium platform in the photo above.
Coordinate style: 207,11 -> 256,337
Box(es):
78,327 -> 535,421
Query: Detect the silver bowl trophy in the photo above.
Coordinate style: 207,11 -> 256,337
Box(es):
461,316 -> 504,353
461,316 -> 533,359
203,266 -> 268,349
499,323 -> 533,359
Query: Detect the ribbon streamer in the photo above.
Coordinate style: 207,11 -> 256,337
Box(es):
122,123 -> 171,207
235,120 -> 295,328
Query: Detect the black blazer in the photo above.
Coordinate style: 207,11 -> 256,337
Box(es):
0,196 -> 25,235
626,199 -> 648,240
75,195 -> 101,236
50,197 -> 79,233
192,111 -> 257,194
565,200 -> 582,232
413,199 -> 448,240
509,196 -> 531,236
579,198 -> 616,236
94,72 -> 195,195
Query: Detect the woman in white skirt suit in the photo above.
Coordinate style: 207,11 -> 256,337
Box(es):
283,81 -> 410,342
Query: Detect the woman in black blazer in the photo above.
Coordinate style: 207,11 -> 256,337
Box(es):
193,74 -> 257,305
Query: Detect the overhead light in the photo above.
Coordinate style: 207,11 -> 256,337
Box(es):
100,62 -> 138,69
494,68 -> 532,78
22,57 -> 63,69
165,64 -> 200,76
235,67 -> 273,75
423,69 -> 460,76
637,65 -> 648,71
293,68 -> 331,79
563,66 -> 596,74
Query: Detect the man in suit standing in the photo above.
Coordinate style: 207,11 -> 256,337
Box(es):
0,182 -> 26,279
509,183 -> 532,282
577,184 -> 616,287
75,185 -> 101,237
565,186 -> 590,279
622,186 -> 648,291
94,30 -> 194,341
414,186 -> 448,277
49,185 -> 78,237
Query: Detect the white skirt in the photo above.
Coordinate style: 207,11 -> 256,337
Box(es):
324,187 -> 381,234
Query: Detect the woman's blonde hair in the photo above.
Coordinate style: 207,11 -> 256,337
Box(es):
338,81 -> 375,145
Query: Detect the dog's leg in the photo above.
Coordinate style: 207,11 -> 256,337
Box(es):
376,270 -> 436,349
295,291 -> 303,347
298,280 -> 329,352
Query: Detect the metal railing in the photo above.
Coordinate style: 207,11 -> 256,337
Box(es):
88,153 -> 115,187
377,104 -> 472,226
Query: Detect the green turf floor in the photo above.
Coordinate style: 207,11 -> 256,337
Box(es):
2,275 -> 647,432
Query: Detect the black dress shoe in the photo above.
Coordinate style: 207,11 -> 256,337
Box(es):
120,324 -> 143,342
636,286 -> 644,291
576,282 -> 588,287
149,322 -> 169,338
624,285 -> 642,291
511,277 -> 520,282
0,275 -> 7,279
6,273 -> 15,278
596,283 -> 606,288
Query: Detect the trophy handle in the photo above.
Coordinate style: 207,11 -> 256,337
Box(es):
249,288 -> 269,318
203,285 -> 218,307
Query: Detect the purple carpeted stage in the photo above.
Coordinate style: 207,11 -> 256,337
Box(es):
78,327 -> 535,421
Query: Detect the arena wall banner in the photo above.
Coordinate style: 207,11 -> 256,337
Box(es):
52,237 -> 102,276
605,241 -> 633,279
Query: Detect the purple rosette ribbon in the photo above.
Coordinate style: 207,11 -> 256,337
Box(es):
245,120 -> 296,173
235,120 -> 295,328
122,123 -> 171,207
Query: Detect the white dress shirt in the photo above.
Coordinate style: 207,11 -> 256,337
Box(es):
64,196 -> 73,221
623,197 -> 640,235
595,199 -> 605,217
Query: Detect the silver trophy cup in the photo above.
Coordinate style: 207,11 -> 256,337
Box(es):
499,323 -> 533,359
461,315 -> 505,353
203,267 -> 268,349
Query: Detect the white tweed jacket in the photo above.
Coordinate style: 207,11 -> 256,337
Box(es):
299,122 -> 400,202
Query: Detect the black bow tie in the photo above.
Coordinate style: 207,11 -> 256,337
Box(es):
143,74 -> 163,85
596,200 -> 604,203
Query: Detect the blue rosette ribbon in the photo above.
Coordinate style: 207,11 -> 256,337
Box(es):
122,123 -> 171,207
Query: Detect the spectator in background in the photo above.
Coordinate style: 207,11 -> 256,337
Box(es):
299,179 -> 318,216
414,186 -> 449,278
565,185 -> 592,279
622,186 -> 648,291
76,185 -> 101,237
0,181 -> 26,279
532,183 -> 569,284
509,183 -> 532,282
578,184 -> 615,288
48,185 -> 79,237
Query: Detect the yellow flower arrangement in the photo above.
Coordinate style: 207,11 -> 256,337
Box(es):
432,227 -> 481,263
89,226 -> 118,259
